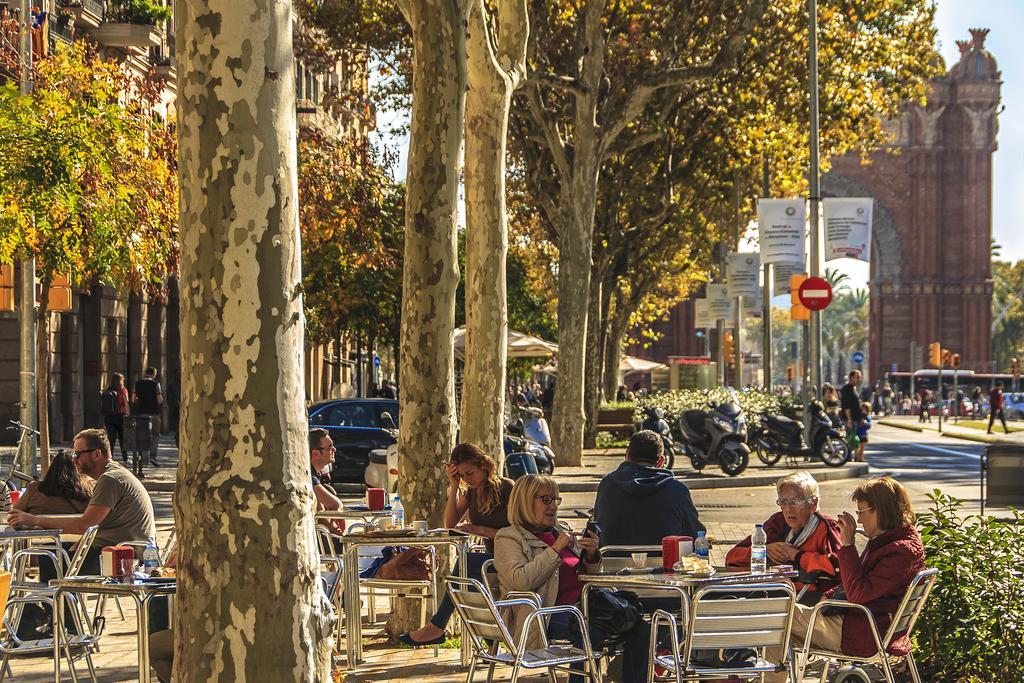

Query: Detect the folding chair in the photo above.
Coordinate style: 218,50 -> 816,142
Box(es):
649,581 -> 797,682
795,568 -> 938,683
447,576 -> 601,683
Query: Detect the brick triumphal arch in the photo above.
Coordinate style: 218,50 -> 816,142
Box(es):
824,29 -> 1000,378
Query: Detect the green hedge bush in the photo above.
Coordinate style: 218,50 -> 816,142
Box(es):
915,491 -> 1024,680
634,388 -> 800,433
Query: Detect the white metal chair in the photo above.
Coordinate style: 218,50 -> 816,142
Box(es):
648,581 -> 797,682
0,526 -> 102,682
794,568 -> 938,683
447,576 -> 601,683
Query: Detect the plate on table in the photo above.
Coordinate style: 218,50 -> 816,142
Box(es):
618,567 -> 656,575
345,504 -> 391,513
359,528 -> 415,538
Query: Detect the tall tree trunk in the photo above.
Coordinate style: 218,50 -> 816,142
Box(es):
460,0 -> 527,463
582,275 -> 603,448
602,291 -> 625,403
35,284 -> 51,474
174,0 -> 333,679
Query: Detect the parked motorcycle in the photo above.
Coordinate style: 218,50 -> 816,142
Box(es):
633,406 -> 677,470
677,400 -> 750,476
505,421 -> 555,475
752,400 -> 850,468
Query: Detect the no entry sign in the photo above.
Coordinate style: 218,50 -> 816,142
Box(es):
797,276 -> 833,311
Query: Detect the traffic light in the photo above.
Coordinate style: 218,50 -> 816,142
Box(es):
790,303 -> 810,321
951,353 -> 961,369
928,341 -> 941,367
786,365 -> 795,382
942,348 -> 951,367
724,331 -> 735,367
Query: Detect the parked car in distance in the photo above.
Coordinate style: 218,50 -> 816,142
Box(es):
1003,393 -> 1024,420
308,398 -> 399,484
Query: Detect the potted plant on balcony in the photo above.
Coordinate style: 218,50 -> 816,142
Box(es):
91,0 -> 170,48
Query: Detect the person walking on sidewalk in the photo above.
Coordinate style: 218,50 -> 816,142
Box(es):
133,367 -> 164,467
101,373 -> 130,462
919,387 -> 932,423
840,371 -> 864,433
988,381 -> 1010,434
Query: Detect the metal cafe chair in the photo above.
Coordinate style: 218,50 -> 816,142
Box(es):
794,568 -> 938,683
447,576 -> 601,683
648,581 -> 797,682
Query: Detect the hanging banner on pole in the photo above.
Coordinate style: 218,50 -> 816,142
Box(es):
773,262 -> 805,294
706,284 -> 734,320
757,198 -> 806,265
726,252 -> 761,298
694,298 -> 714,329
824,198 -> 873,262
742,292 -> 764,318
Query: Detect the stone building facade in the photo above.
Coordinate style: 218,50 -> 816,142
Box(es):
0,3 -> 372,445
634,30 -> 1000,382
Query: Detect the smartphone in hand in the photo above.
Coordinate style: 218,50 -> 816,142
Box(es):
585,519 -> 602,539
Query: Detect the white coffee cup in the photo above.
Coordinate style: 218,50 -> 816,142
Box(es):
412,520 -> 429,536
630,552 -> 648,569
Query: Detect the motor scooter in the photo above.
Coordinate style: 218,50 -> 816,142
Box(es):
676,400 -> 750,476
752,400 -> 850,467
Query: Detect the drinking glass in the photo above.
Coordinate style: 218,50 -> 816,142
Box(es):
120,557 -> 137,583
630,552 -> 648,569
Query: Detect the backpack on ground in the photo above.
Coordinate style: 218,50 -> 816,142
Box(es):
100,389 -> 119,417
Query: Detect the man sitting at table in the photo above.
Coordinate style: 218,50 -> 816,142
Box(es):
594,430 -> 705,547
8,428 -> 156,637
309,428 -> 345,535
726,471 -> 841,604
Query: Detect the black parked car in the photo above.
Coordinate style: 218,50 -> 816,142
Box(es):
307,398 -> 399,484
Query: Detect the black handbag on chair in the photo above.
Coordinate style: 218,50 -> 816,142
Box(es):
585,587 -> 643,636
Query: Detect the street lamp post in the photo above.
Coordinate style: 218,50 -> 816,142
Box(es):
807,0 -> 823,399
18,0 -> 37,475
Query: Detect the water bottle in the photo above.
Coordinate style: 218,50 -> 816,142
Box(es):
391,495 -> 405,529
143,543 -> 160,571
750,523 -> 768,573
694,531 -> 710,560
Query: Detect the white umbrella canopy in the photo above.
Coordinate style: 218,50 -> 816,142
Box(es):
619,355 -> 667,374
454,326 -> 559,359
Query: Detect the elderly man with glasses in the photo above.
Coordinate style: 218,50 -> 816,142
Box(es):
726,471 -> 841,604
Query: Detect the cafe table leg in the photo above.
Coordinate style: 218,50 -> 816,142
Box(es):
457,541 -> 470,666
137,594 -> 150,683
343,544 -> 361,667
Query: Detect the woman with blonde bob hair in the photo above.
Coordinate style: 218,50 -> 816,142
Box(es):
495,475 -> 650,682
766,477 -> 924,682
399,443 -> 514,646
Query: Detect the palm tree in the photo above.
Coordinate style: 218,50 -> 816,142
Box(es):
824,267 -> 852,294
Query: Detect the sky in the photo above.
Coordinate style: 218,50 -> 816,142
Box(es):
374,1 -> 1024,286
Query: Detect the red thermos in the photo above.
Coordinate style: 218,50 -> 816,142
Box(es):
662,535 -> 694,569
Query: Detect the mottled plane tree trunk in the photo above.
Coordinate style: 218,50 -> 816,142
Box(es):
174,0 -> 334,679
460,0 -> 528,461
387,0 -> 470,635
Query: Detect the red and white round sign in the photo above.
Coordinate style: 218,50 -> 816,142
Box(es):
797,276 -> 833,311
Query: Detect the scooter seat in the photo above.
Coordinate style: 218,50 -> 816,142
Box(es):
766,414 -> 802,435
683,410 -> 708,433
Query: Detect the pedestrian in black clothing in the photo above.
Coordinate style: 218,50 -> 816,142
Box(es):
132,367 -> 163,467
840,370 -> 864,431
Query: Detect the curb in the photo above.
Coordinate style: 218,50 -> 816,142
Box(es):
878,419 -> 1014,446
558,462 -> 872,493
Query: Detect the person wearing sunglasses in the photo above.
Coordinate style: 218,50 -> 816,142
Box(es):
494,474 -> 650,683
726,471 -> 841,604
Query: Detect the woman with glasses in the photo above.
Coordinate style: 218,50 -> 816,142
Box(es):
494,474 -> 650,683
399,443 -> 514,646
726,471 -> 841,604
765,476 -> 925,682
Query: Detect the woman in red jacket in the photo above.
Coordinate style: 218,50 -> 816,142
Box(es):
726,471 -> 841,604
766,477 -> 924,682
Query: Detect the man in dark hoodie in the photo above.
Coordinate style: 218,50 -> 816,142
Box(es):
594,430 -> 705,546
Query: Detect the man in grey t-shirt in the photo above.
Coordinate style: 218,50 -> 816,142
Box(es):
10,428 -> 157,552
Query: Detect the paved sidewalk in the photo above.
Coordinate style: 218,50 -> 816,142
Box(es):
878,414 -> 1024,446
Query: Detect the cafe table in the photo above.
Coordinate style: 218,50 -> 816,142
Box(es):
0,528 -> 66,580
339,528 -> 473,667
51,576 -> 176,683
579,566 -> 800,622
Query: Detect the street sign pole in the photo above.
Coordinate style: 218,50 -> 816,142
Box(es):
18,0 -> 37,476
761,157 -> 773,389
909,341 -> 917,400
937,362 -> 943,432
733,175 -> 743,387
807,0 -> 823,399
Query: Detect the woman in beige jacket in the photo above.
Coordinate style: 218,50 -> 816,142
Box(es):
494,474 -> 651,683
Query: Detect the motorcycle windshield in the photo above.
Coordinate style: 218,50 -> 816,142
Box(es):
717,402 -> 741,418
